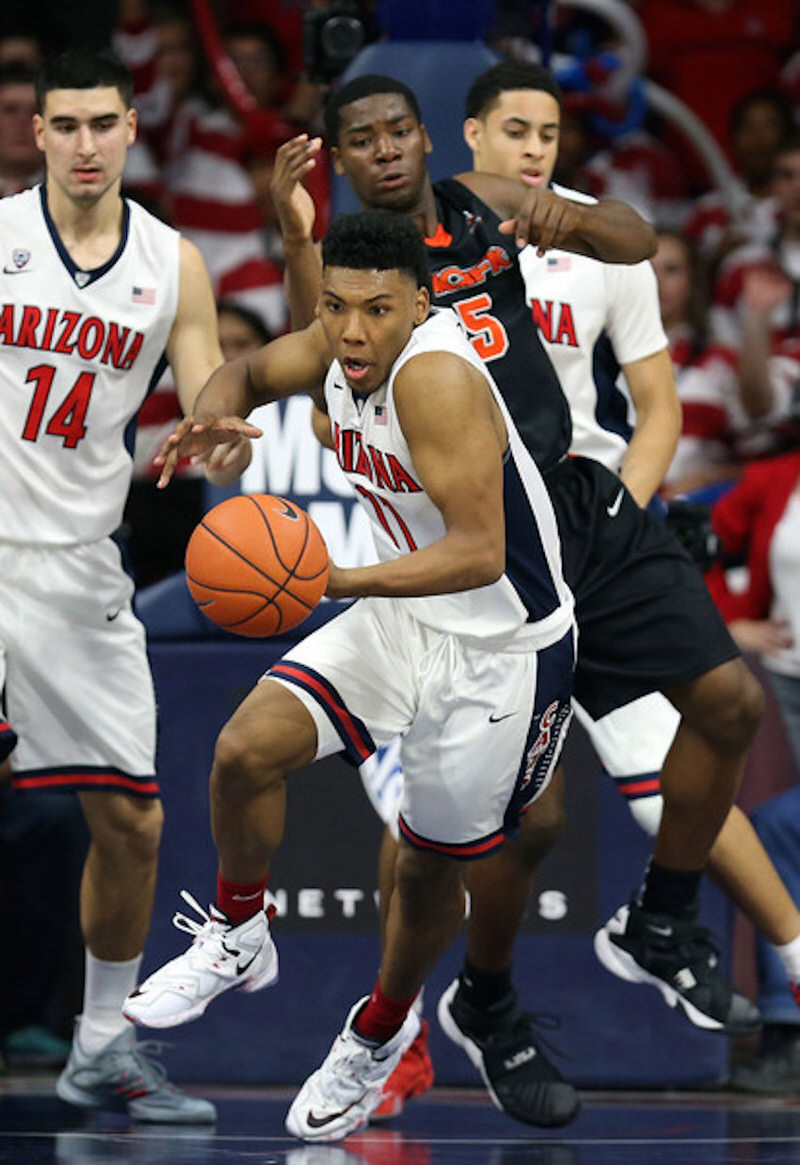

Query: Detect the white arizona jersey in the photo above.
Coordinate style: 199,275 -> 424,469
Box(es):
519,182 -> 667,473
0,187 -> 180,544
324,309 -> 573,650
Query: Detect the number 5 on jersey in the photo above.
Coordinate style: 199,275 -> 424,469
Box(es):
453,293 -> 509,362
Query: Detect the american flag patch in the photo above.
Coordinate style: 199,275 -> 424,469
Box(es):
374,405 -> 387,425
546,256 -> 571,272
132,286 -> 156,304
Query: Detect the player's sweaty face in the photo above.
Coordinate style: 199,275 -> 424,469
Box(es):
332,94 -> 432,213
465,90 -> 560,190
318,266 -> 429,393
34,86 -> 136,206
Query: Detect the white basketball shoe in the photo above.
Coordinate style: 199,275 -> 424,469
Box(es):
286,998 -> 421,1142
123,890 -> 278,1029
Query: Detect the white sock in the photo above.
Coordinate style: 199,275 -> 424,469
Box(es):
77,951 -> 143,1056
773,934 -> 800,984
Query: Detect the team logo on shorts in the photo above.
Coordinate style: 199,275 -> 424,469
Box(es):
520,699 -> 571,796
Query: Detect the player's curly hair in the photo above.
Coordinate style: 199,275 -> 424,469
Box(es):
465,61 -> 562,121
322,210 -> 431,293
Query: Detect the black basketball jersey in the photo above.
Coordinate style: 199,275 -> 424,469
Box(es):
427,178 -> 572,470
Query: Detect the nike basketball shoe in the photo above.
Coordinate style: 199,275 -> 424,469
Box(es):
594,899 -> 761,1035
286,998 -> 420,1142
123,890 -> 278,1029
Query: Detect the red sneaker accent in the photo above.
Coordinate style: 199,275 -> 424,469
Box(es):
791,981 -> 800,1007
371,1020 -> 434,1121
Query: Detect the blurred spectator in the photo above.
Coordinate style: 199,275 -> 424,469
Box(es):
705,448 -> 800,1092
685,89 -> 796,269
0,60 -> 42,197
633,0 -> 800,190
711,134 -> 800,456
652,229 -> 742,499
0,33 -> 41,68
217,297 -> 272,360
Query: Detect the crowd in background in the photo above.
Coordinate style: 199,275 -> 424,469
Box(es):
1,0 -> 800,1085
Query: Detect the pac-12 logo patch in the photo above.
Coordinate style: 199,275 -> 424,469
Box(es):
3,248 -> 31,273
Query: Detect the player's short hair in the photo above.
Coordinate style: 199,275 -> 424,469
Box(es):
322,210 -> 431,293
465,61 -> 562,121
35,47 -> 134,113
324,74 -> 422,145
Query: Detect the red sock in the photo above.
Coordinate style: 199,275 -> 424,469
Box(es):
216,872 -> 268,926
354,977 -> 416,1045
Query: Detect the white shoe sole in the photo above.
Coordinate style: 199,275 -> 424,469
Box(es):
593,919 -> 724,1032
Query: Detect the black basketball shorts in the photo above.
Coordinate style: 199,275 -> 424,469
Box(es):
543,455 -> 740,719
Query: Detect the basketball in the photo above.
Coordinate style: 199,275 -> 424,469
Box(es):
185,494 -> 329,637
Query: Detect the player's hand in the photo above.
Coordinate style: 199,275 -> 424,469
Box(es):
201,431 -> 254,484
271,133 -> 321,244
499,187 -> 581,255
154,415 -> 262,488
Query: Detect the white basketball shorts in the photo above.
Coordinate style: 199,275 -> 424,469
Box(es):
265,597 -> 575,856
0,540 -> 158,796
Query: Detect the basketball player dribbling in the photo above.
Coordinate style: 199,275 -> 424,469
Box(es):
122,209 -> 578,1142
262,73 -> 766,1127
0,46 -> 253,1121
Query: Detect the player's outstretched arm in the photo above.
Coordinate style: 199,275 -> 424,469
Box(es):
455,172 -> 656,263
326,352 -> 506,600
155,321 -> 331,487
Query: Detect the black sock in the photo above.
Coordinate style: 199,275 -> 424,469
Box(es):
459,961 -> 513,1010
640,861 -> 701,917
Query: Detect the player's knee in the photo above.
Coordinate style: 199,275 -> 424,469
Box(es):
394,845 -> 462,925
625,793 -> 663,837
96,796 -> 163,866
212,721 -> 268,799
673,659 -> 764,754
707,661 -> 764,752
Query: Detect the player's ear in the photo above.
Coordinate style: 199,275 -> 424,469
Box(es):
127,106 -> 137,146
331,146 -> 345,176
421,125 -> 433,156
463,117 -> 481,153
413,285 -> 430,323
33,113 -> 45,153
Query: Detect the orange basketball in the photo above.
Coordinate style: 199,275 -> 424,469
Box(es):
185,494 -> 329,637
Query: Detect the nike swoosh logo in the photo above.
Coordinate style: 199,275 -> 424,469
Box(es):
106,608 -> 123,621
606,488 -> 625,518
2,265 -> 32,274
306,1097 -> 364,1129
276,500 -> 299,520
646,924 -> 673,937
489,712 -> 516,723
235,951 -> 259,975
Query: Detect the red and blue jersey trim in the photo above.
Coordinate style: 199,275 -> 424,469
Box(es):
268,661 -> 376,766
12,765 -> 160,798
398,814 -> 507,860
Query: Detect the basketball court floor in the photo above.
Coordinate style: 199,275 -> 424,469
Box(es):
2,1078 -> 799,1164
